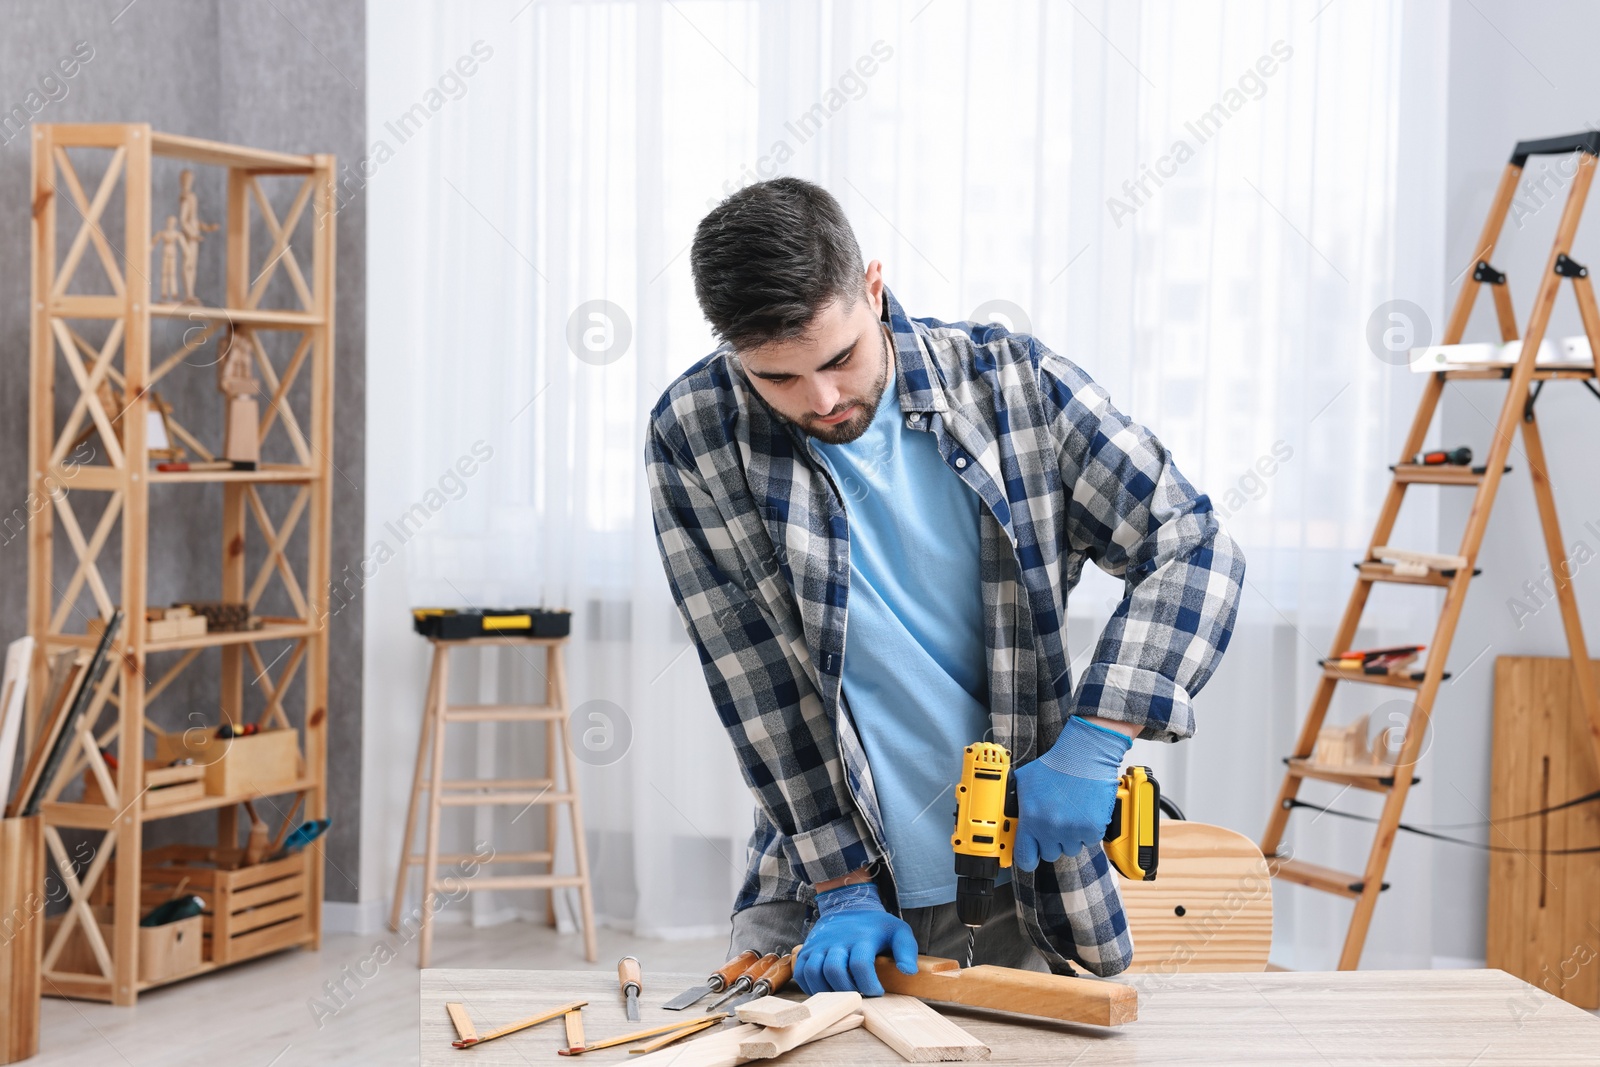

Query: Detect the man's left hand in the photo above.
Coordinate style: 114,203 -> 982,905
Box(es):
1011,716 -> 1133,871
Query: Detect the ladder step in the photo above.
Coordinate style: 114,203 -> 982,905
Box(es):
403,850 -> 554,867
1320,664 -> 1449,689
438,791 -> 576,807
1285,757 -> 1416,793
444,704 -> 564,722
1390,463 -> 1509,485
1354,561 -> 1480,587
1271,857 -> 1386,898
433,873 -> 589,892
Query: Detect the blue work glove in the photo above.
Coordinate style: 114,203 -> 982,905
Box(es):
1011,716 -> 1132,872
794,882 -> 919,997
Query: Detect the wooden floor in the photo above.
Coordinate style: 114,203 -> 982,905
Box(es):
30,920 -> 725,1065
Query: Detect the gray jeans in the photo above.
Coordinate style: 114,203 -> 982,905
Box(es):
727,881 -> 1047,972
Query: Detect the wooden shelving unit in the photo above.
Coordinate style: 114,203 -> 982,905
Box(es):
26,124 -> 335,1005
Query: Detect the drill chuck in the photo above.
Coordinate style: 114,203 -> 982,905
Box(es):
954,854 -> 1000,927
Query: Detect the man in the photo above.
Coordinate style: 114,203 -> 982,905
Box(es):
646,178 -> 1244,995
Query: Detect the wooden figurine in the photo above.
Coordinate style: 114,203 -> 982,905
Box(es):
177,168 -> 219,302
218,328 -> 261,464
152,215 -> 184,301
1312,714 -> 1371,767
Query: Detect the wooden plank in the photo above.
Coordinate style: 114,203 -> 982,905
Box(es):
734,993 -> 810,1027
860,994 -> 989,1062
877,957 -> 1135,1027
738,992 -> 861,1059
149,131 -> 315,171
561,1007 -> 583,1050
446,1003 -> 478,1045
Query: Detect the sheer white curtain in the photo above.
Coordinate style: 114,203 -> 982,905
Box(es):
364,0 -> 1450,963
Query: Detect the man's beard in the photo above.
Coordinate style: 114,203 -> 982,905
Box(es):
799,326 -> 890,445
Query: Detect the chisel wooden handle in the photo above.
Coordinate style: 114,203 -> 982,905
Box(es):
618,955 -> 642,994
751,951 -> 795,995
712,949 -> 761,991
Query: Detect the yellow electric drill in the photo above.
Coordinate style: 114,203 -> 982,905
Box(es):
951,741 -> 1159,928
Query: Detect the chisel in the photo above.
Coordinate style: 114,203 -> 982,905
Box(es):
618,955 -> 643,1021
662,949 -> 762,1010
709,950 -> 794,1014
701,952 -> 776,1012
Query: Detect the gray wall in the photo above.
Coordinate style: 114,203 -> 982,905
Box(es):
1436,0 -> 1600,961
0,0 -> 365,901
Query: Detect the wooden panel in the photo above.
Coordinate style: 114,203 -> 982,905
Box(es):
1487,656 -> 1600,1009
0,817 -> 42,1064
1118,822 -> 1273,973
859,994 -> 990,1062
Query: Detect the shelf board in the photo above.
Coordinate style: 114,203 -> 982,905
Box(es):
149,130 -> 318,172
42,777 -> 316,827
41,618 -> 319,651
151,303 -> 323,329
148,464 -> 317,484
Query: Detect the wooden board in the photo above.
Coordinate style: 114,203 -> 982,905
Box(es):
738,991 -> 861,1058
860,994 -> 989,1062
419,967 -> 1600,1065
735,993 -> 811,1027
0,817 -> 42,1064
1117,821 -> 1273,972
877,956 -> 1137,1027
1487,657 -> 1600,1009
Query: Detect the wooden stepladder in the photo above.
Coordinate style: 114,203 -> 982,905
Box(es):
390,635 -> 598,966
1261,132 -> 1600,969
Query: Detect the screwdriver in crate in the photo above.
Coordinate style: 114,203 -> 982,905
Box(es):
661,949 -> 762,1010
617,956 -> 642,1021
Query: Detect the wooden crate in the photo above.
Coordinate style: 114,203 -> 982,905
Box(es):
1487,656 -> 1600,1009
45,907 -> 203,985
81,762 -> 206,808
139,846 -> 311,966
154,727 -> 302,796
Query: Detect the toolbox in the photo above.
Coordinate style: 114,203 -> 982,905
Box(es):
411,607 -> 572,640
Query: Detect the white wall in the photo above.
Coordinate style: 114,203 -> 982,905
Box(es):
1433,0 -> 1600,964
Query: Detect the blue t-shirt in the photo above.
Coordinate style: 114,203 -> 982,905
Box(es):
814,365 -> 998,908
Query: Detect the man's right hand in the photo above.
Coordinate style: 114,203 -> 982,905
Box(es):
794,882 -> 919,997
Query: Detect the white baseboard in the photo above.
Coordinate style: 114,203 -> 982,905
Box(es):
322,898 -> 387,936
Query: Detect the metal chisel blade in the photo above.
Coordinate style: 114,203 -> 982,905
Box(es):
661,982 -> 715,1011
626,990 -> 640,1021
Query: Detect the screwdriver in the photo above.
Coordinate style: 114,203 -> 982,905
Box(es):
618,956 -> 642,1021
662,949 -> 762,1010
709,950 -> 794,1014
703,952 -> 777,1012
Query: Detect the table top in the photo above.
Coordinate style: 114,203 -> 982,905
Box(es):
420,966 -> 1599,1065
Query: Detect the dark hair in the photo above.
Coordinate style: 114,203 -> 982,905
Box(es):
690,177 -> 864,351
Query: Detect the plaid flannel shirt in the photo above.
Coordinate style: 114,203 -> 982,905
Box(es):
646,284 -> 1245,976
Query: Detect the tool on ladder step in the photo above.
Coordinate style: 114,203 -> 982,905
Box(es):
1262,129 -> 1600,970
617,955 -> 642,1020
662,949 -> 761,1010
1415,447 -> 1472,466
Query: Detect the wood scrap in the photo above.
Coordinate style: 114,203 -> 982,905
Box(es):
627,1014 -> 862,1067
860,994 -> 990,1062
445,1002 -> 478,1044
877,956 -> 1137,1027
735,994 -> 811,1028
738,991 -> 862,1059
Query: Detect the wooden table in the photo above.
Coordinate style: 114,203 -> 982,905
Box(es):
420,966 -> 1599,1065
